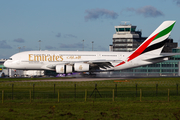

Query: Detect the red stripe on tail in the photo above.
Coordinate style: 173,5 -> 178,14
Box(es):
115,33 -> 159,67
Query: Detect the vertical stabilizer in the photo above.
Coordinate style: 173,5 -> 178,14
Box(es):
115,21 -> 176,67
127,21 -> 176,62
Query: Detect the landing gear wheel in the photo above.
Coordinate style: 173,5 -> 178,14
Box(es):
14,74 -> 17,78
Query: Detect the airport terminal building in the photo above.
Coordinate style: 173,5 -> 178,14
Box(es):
110,23 -> 180,76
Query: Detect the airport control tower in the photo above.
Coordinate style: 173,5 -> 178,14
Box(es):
112,22 -> 146,52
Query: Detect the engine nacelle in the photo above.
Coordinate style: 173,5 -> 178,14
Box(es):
74,63 -> 89,72
56,65 -> 73,73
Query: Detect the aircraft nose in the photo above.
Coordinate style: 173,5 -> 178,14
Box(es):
4,61 -> 11,68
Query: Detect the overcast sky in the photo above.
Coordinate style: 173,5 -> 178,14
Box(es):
0,0 -> 180,58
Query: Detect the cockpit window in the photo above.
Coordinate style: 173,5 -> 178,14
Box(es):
8,58 -> 12,60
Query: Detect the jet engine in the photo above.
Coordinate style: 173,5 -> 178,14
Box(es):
74,63 -> 89,72
56,65 -> 73,73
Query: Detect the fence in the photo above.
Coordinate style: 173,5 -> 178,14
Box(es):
0,83 -> 180,103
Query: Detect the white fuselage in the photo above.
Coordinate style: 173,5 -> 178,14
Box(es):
4,51 -> 162,72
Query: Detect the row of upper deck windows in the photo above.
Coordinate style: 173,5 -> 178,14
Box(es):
116,28 -> 135,32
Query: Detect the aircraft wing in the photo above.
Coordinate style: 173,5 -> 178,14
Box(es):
44,59 -> 123,70
88,59 -> 122,63
87,60 -> 122,69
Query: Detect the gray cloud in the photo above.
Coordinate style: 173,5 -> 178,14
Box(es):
14,38 -> 25,43
174,0 -> 180,6
59,42 -> 83,49
125,6 -> 164,18
56,33 -> 77,39
64,34 -> 77,38
85,8 -> 118,21
56,33 -> 61,38
0,40 -> 12,49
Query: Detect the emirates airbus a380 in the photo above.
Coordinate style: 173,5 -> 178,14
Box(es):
4,21 -> 176,75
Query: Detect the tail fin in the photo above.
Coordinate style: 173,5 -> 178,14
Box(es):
127,20 -> 176,62
115,21 -> 176,67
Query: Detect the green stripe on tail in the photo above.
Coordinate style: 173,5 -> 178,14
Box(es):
154,22 -> 176,41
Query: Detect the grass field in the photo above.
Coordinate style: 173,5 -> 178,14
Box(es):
1,101 -> 180,120
1,77 -> 180,119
